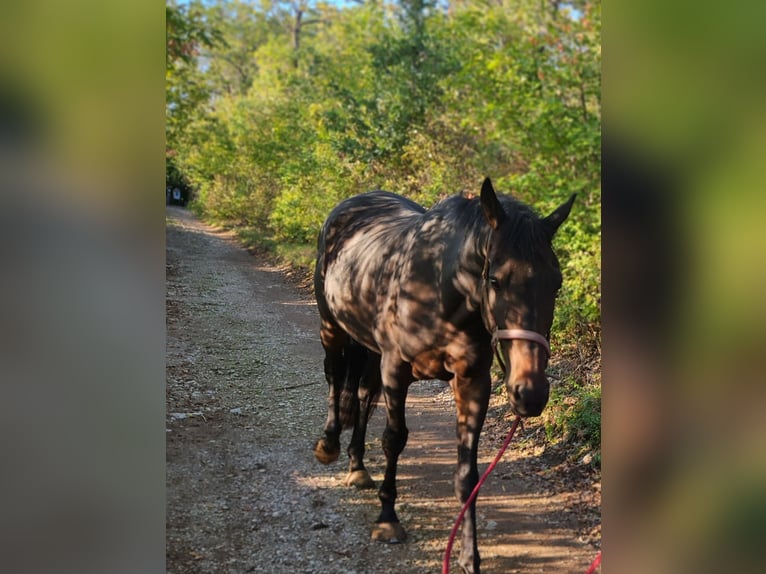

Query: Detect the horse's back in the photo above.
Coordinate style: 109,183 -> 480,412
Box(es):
321,191 -> 424,240
317,191 -> 425,274
316,191 -> 426,350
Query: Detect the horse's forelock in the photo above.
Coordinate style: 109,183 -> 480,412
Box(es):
494,197 -> 553,261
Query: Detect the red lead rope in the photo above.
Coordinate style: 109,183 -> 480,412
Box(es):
442,415 -> 601,573
442,416 -> 522,574
585,551 -> 602,573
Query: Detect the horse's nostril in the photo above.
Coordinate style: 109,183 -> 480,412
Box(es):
508,380 -> 550,417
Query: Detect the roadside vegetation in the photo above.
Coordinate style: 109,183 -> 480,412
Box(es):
167,0 -> 601,463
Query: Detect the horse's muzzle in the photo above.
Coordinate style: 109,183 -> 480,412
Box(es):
507,376 -> 550,417
493,329 -> 551,416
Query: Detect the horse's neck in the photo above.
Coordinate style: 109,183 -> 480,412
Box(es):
443,217 -> 490,310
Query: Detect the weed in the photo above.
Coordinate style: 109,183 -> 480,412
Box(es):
542,379 -> 601,466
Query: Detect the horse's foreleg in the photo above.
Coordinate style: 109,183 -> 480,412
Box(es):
452,375 -> 491,574
371,357 -> 411,543
345,351 -> 381,489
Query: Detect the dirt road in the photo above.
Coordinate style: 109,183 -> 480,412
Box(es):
166,206 -> 600,573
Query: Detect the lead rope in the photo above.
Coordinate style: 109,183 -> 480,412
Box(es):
446,229 -> 600,572
445,331 -> 599,573
441,416 -> 601,574
442,416 -> 522,574
585,551 -> 602,573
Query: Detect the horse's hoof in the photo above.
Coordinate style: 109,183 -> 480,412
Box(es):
371,521 -> 407,543
458,561 -> 480,574
345,469 -> 376,489
313,438 -> 340,464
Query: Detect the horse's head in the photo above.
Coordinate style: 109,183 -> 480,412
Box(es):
479,178 -> 575,417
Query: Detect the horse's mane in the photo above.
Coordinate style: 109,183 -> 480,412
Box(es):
431,193 -> 551,260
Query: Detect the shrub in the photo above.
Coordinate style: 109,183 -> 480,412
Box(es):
543,380 -> 601,465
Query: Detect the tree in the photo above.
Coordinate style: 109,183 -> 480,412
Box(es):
166,1 -> 222,188
166,0 -> 601,350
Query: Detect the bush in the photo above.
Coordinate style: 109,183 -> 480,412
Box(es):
169,0 -> 601,451
543,381 -> 601,465
269,178 -> 341,243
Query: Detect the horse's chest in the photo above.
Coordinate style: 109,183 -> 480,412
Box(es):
410,350 -> 451,381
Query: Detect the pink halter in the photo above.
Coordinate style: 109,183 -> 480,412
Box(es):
492,328 -> 550,357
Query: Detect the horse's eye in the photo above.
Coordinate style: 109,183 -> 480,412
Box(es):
489,276 -> 500,290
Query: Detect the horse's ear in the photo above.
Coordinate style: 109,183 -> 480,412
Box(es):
542,194 -> 576,238
480,177 -> 506,229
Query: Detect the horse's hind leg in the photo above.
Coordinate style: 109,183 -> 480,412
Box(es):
345,349 -> 381,489
313,321 -> 347,465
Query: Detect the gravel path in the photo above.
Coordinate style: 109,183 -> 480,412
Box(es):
165,206 -> 600,573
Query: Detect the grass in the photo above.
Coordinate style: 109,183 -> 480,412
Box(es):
541,379 -> 601,466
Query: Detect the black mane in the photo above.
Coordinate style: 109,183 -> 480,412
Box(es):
431,193 -> 551,260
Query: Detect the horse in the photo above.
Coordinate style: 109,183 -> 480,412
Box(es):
313,178 -> 574,574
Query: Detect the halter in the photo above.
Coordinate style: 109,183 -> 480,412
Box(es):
481,230 -> 551,373
492,328 -> 550,357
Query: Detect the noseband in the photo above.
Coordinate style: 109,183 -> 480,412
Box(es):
490,328 -> 550,377
492,328 -> 550,357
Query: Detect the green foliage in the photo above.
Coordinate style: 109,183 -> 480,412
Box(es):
269,177 -> 339,243
166,1 -> 224,164
167,1 -> 601,439
543,380 -> 601,465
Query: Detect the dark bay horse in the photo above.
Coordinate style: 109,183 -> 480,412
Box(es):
313,178 -> 574,574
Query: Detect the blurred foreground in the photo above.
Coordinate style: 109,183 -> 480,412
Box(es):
0,1 -> 765,572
